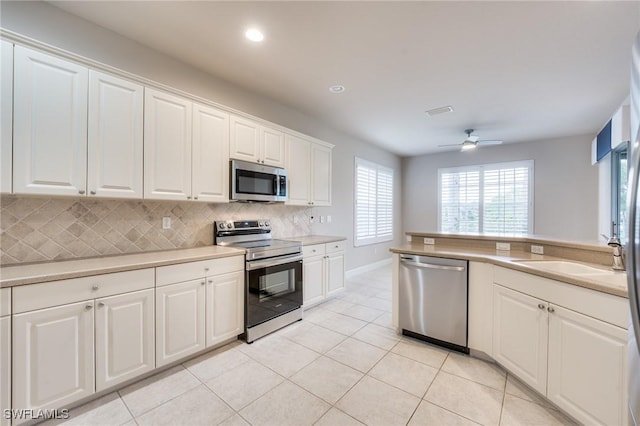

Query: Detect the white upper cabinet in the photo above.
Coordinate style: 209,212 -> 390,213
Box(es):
311,143 -> 332,206
285,134 -> 333,206
13,46 -> 88,196
88,70 -> 143,198
230,115 -> 285,167
144,88 -> 193,200
1,41 -> 13,194
192,103 -> 229,203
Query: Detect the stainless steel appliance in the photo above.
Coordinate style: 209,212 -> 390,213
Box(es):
230,160 -> 287,203
626,31 -> 640,426
398,254 -> 469,353
214,220 -> 302,343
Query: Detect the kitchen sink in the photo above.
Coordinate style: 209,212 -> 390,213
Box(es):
517,260 -> 610,275
517,260 -> 627,287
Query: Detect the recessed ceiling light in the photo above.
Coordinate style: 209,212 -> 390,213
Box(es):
425,105 -> 454,116
329,85 -> 345,94
245,28 -> 264,42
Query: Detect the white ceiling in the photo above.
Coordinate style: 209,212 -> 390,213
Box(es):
49,1 -> 640,157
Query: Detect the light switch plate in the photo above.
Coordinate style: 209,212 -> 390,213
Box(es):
423,238 -> 435,245
496,242 -> 510,251
327,215 -> 332,223
162,216 -> 171,229
531,245 -> 544,255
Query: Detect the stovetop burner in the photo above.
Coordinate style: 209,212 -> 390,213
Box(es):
213,220 -> 301,261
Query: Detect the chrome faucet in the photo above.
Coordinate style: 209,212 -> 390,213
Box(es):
601,225 -> 625,271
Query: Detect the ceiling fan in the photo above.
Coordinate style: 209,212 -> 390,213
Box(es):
439,129 -> 504,151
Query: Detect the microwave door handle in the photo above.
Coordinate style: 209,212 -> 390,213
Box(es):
275,175 -> 280,196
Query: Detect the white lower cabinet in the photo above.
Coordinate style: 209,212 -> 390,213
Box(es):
547,304 -> 628,426
95,289 -> 155,391
492,284 -> 548,395
303,242 -> 345,307
156,279 -> 206,367
1,315 -> 11,426
206,271 -> 244,347
491,270 -> 629,426
12,301 -> 95,416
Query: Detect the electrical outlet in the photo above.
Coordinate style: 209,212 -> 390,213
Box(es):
406,235 -> 412,243
310,216 -> 315,224
327,215 -> 332,223
531,245 -> 544,255
293,215 -> 299,224
423,237 -> 435,245
162,216 -> 171,229
496,242 -> 510,251
320,216 -> 325,224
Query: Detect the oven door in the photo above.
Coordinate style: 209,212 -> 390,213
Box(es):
246,254 -> 303,328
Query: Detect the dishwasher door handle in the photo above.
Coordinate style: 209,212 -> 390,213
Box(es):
400,258 -> 465,272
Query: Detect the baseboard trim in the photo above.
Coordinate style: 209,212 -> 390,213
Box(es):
346,258 -> 392,278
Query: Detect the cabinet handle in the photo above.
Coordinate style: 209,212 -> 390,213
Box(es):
85,304 -> 93,310
208,279 -> 213,284
187,196 -> 192,200
90,190 -> 96,195
92,285 -> 99,291
205,268 -> 210,272
201,281 -> 206,285
334,245 -> 339,248
311,249 -> 316,253
78,190 -> 85,195
194,196 -> 198,200
538,303 -> 545,310
98,302 -> 105,307
547,306 -> 555,313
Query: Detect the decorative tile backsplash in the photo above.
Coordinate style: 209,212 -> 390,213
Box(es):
0,195 -> 312,265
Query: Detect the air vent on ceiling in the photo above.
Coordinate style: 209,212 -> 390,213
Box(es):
425,106 -> 454,116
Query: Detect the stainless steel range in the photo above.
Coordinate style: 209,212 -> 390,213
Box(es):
214,220 -> 303,343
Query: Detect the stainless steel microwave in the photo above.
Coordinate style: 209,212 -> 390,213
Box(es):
230,160 -> 288,202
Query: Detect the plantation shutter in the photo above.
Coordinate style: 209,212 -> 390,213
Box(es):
355,158 -> 394,246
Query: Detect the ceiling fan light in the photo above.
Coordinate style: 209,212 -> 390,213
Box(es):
461,141 -> 477,151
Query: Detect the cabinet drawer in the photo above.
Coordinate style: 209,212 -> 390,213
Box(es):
325,240 -> 346,254
303,244 -> 326,258
13,268 -> 154,314
0,287 -> 10,316
156,256 -> 244,287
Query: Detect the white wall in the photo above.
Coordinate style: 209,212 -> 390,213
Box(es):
402,135 -> 599,240
0,1 -> 402,270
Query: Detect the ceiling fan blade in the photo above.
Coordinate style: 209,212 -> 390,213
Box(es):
477,140 -> 503,146
437,143 -> 463,147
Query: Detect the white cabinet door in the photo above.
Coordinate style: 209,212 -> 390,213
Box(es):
192,103 -> 229,203
95,289 -> 155,391
88,71 -> 143,199
326,251 -> 345,297
303,255 -> 325,307
261,127 -> 285,168
547,304 -> 628,426
205,271 -> 244,347
311,144 -> 332,206
285,134 -> 311,205
156,279 -> 205,367
144,88 -> 192,200
230,115 -> 260,163
1,316 -> 10,426
1,41 -> 13,194
13,46 -> 88,196
13,301 -> 94,412
493,284 -> 548,395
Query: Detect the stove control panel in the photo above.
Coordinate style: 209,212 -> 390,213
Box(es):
214,220 -> 271,233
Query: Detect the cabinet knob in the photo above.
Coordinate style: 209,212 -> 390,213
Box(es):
187,196 -> 192,200
92,285 -> 99,291
194,196 -> 198,200
334,245 -> 339,248
204,268 -> 210,272
538,303 -> 545,310
85,304 -> 93,310
201,281 -> 206,285
90,190 -> 96,195
311,249 -> 316,253
547,306 -> 555,313
78,190 -> 85,195
208,279 -> 213,284
98,302 -> 105,307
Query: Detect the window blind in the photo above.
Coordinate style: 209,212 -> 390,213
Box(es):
355,158 -> 394,246
438,161 -> 533,234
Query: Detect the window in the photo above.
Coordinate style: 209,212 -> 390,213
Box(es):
611,143 -> 628,244
438,160 -> 534,234
354,158 -> 393,246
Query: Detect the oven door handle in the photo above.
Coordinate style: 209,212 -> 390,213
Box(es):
246,253 -> 304,270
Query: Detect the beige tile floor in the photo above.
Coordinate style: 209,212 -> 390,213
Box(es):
46,264 -> 577,426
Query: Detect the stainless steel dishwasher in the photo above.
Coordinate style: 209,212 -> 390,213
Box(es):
398,254 -> 469,353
